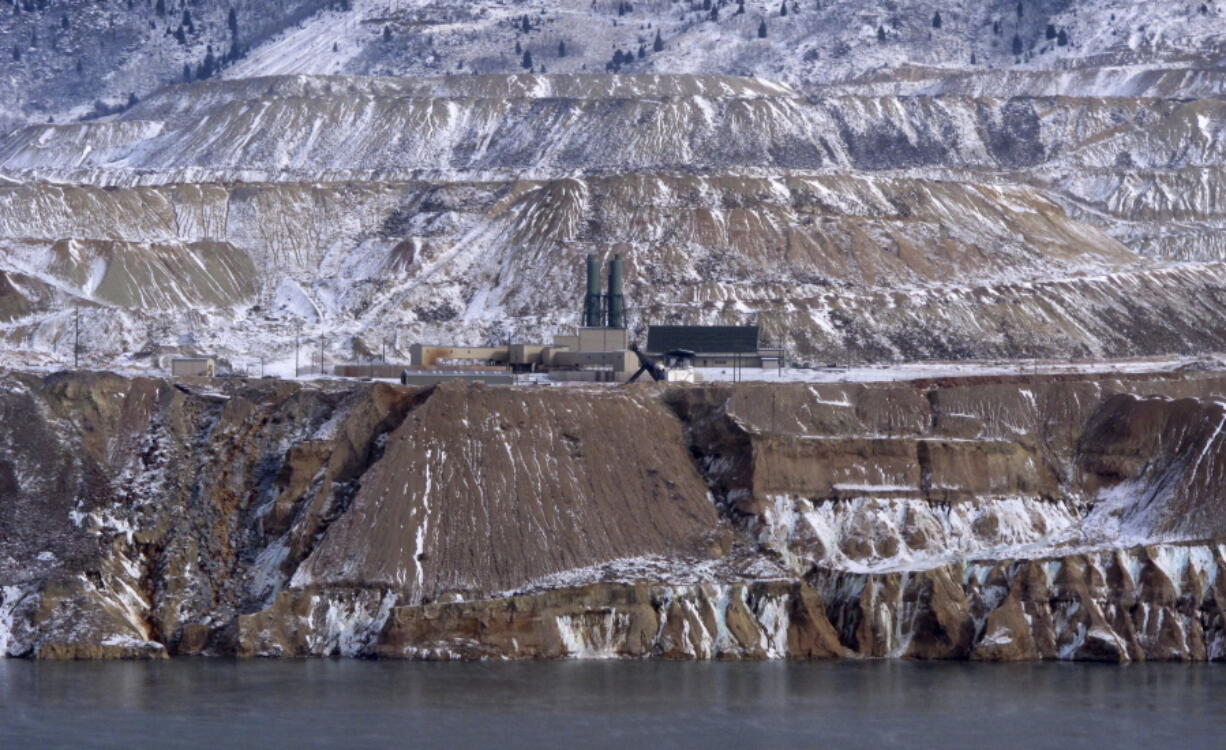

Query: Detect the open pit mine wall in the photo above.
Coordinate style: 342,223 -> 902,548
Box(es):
2,370 -> 1226,662
4,175 -> 1226,367
6,76 -> 1226,367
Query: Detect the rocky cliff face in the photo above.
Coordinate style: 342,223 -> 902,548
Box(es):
3,368 -> 1225,662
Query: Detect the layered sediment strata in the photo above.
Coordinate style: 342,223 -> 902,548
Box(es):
2,369 -> 1226,661
5,75 -> 1226,367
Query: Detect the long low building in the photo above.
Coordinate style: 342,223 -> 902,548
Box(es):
645,325 -> 782,368
400,371 -> 516,386
169,357 -> 216,377
408,327 -> 636,382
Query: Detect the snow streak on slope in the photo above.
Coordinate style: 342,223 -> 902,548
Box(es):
224,4 -> 371,79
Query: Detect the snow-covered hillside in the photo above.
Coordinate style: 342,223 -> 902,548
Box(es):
0,0 -> 340,134
226,0 -> 1226,85
3,72 -> 1226,371
1,2 -> 1226,371
3,0 -> 1226,133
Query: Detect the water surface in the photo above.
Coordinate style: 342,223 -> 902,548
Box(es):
1,659 -> 1221,749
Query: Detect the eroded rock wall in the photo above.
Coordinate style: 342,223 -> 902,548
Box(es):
3,370 -> 1226,661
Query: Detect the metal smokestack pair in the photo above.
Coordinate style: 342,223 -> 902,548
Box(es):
582,253 -> 625,329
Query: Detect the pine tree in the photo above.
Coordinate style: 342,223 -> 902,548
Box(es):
1057,28 -> 1068,46
1045,23 -> 1056,40
332,42 -> 338,52
76,58 -> 82,74
1016,2 -> 1023,19
515,40 -> 521,54
521,49 -> 533,69
60,13 -> 67,30
877,25 -> 885,42
780,1 -> 787,16
970,52 -> 976,64
383,25 -> 391,42
203,45 -> 216,78
183,62 -> 191,81
155,0 -> 164,17
758,18 -> 767,38
183,9 -> 193,33
11,46 -> 19,62
174,25 -> 185,45
1011,32 -> 1023,56
558,40 -> 566,57
520,16 -> 530,33
932,11 -> 941,29
228,8 -> 238,39
653,30 -> 663,52
637,44 -> 645,58
736,0 -> 745,15
709,6 -> 718,21
127,92 -> 139,108
702,0 -> 711,9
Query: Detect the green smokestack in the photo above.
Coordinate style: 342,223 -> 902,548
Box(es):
584,254 -> 604,327
607,254 -> 625,329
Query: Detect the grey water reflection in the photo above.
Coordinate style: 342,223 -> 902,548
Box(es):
1,659 -> 1222,749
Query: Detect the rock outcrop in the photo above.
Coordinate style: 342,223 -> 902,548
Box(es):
3,368 -> 1226,662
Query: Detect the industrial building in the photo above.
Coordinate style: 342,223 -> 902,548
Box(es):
169,357 -> 216,378
645,326 -> 782,369
404,254 -> 642,384
407,335 -> 635,381
400,253 -> 779,386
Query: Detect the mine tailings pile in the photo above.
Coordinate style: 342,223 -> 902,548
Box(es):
2,369 -> 1226,661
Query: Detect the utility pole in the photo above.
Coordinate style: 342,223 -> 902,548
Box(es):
73,306 -> 80,369
294,324 -> 300,378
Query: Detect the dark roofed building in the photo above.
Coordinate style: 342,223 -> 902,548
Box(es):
646,325 -> 759,355
645,325 -> 778,369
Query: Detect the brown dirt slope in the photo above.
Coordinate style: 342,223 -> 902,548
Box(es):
295,382 -> 727,602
